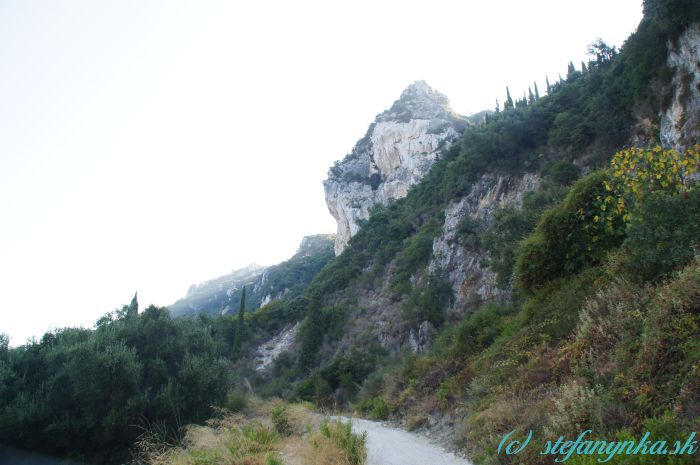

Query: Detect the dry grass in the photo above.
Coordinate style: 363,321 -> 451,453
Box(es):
298,420 -> 367,465
136,418 -> 280,465
136,399 -> 366,465
298,436 -> 348,465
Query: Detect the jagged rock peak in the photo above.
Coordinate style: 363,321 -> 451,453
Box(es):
324,81 -> 465,255
376,80 -> 457,122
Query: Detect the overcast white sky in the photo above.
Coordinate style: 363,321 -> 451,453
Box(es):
0,0 -> 643,345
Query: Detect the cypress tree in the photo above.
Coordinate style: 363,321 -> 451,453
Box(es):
581,60 -> 588,73
233,286 -> 247,357
495,99 -> 500,113
545,76 -> 551,94
528,86 -> 535,104
298,291 -> 325,371
127,292 -> 138,318
505,86 -> 514,111
534,81 -> 540,100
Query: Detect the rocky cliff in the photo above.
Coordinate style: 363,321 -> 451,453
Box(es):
320,82 -> 546,353
428,173 -> 540,313
331,172 -> 541,355
324,81 -> 465,255
660,22 -> 700,150
257,13 -> 700,458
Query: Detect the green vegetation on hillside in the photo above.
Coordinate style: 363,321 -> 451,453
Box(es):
288,0 -> 700,390
353,146 -> 700,465
302,0 -> 691,309
0,305 -> 231,463
278,2 -> 700,464
1,1 -> 699,463
0,294 -> 329,463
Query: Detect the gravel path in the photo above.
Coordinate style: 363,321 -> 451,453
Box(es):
338,417 -> 472,465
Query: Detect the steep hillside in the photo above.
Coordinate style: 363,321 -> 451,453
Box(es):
2,2 -> 699,464
324,80 -> 465,254
170,263 -> 265,316
170,234 -> 334,317
261,2 -> 700,463
299,1 -> 700,361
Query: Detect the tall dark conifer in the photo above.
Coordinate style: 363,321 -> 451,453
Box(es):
233,286 -> 246,357
127,292 -> 138,318
505,86 -> 514,110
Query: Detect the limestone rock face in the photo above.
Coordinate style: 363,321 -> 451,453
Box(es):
660,23 -> 700,151
428,173 -> 540,312
254,322 -> 299,371
324,81 -> 464,255
333,173 -> 540,355
408,321 -> 435,354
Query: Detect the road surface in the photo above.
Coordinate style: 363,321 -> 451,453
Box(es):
338,417 -> 472,465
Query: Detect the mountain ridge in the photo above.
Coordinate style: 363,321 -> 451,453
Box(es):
2,3 -> 700,464
169,233 -> 335,317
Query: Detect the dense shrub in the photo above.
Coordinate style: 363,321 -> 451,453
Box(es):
482,183 -> 567,287
0,304 -> 231,464
452,304 -> 516,358
355,397 -> 388,420
225,389 -> 249,413
456,215 -> 483,250
624,189 -> 700,281
515,171 -> 624,294
403,276 -> 453,327
295,347 -> 387,406
390,218 -> 443,296
297,302 -> 348,371
544,160 -> 580,185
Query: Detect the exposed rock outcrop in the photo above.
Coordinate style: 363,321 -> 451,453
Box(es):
324,81 -> 464,255
408,320 -> 435,354
660,23 -> 700,151
428,173 -> 540,313
323,26 -> 700,356
334,173 -> 540,354
255,322 -> 299,371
